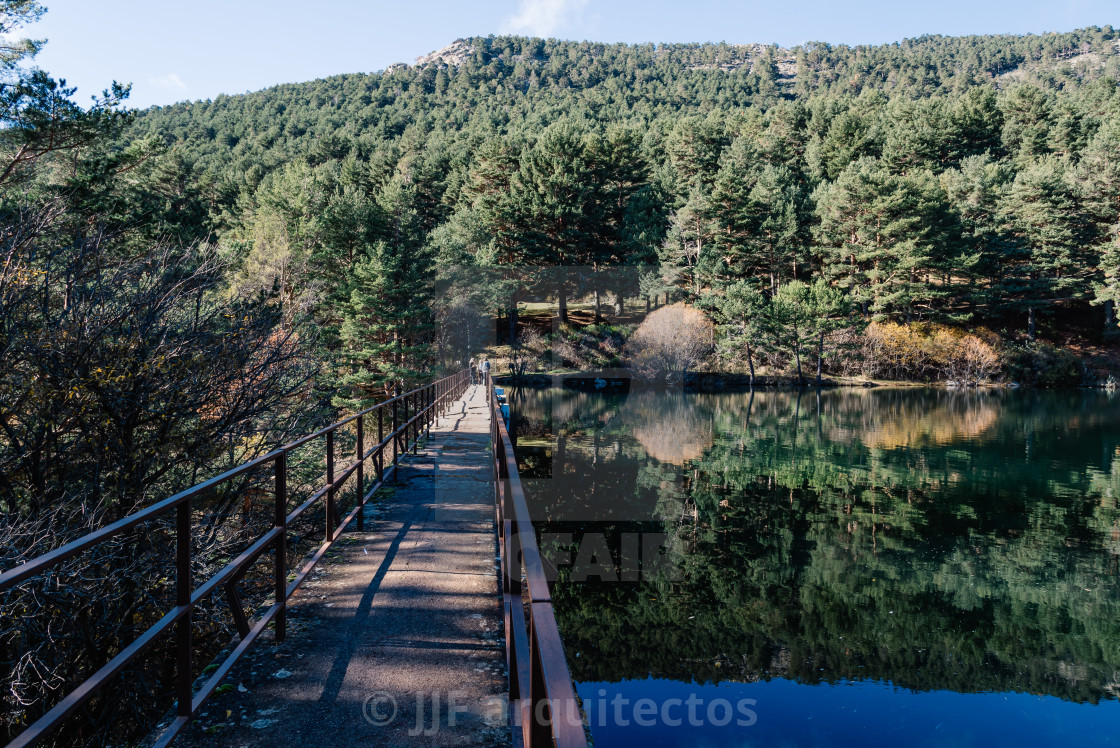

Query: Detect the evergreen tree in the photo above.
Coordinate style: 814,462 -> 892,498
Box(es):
710,136 -> 806,293
1001,84 -> 1052,165
708,280 -> 767,385
1000,155 -> 1095,338
336,237 -> 434,408
335,177 -> 435,407
509,121 -> 601,322
940,154 -> 1012,317
1091,226 -> 1120,333
662,183 -> 716,297
814,158 -> 959,322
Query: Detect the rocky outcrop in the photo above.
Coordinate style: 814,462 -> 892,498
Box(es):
414,39 -> 475,68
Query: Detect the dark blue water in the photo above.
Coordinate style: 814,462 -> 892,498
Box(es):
579,679 -> 1120,747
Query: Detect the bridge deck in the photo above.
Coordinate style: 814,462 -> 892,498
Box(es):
176,385 -> 507,747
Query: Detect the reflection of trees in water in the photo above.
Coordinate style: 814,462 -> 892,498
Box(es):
827,389 -> 1000,449
622,391 -> 713,464
713,387 -> 1120,454
510,386 -> 623,437
509,387 -> 715,524
708,388 -> 1003,450
508,387 -> 1120,704
553,463 -> 1120,702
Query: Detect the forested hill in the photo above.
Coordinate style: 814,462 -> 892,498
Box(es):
133,28 -> 1120,179
120,26 -> 1120,396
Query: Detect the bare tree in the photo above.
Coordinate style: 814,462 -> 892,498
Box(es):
0,217 -> 320,745
624,303 -> 713,383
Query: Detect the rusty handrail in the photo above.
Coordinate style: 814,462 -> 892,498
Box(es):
487,374 -> 588,748
0,369 -> 471,748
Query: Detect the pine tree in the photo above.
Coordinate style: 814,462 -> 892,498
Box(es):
999,155 -> 1094,338
813,157 -> 958,322
334,177 -> 434,409
335,239 -> 434,409
1091,226 -> 1120,333
508,121 -> 602,322
1001,84 -> 1052,165
949,86 -> 1004,162
710,136 -> 806,293
708,280 -> 767,386
662,184 -> 716,297
940,154 -> 1012,317
315,184 -> 383,316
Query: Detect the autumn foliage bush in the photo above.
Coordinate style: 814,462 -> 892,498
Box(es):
625,303 -> 713,381
864,321 -> 1001,384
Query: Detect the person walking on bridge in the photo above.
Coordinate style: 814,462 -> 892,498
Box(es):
469,356 -> 477,385
479,357 -> 491,384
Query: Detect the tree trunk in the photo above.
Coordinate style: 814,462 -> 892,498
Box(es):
1027,306 -> 1037,340
508,298 -> 518,349
645,295 -> 651,314
614,289 -> 624,316
559,286 -> 569,324
1106,299 -> 1115,331
816,332 -> 824,385
746,339 -> 755,388
795,344 -> 804,386
594,287 -> 602,323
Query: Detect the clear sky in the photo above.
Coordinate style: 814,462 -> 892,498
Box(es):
24,0 -> 1120,109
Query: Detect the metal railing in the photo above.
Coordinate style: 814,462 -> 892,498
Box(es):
487,374 -> 588,748
0,369 -> 471,748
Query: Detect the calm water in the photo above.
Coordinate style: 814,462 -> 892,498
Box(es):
508,386 -> 1120,747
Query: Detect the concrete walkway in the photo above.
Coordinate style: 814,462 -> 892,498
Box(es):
177,385 -> 507,747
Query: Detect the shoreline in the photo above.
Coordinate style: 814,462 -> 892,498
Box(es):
493,371 -> 1114,392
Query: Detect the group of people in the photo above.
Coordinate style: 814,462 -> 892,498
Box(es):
468,356 -> 491,385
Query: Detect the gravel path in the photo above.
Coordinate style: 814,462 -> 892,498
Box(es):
174,385 -> 507,747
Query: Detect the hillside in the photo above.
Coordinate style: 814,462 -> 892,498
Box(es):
117,28 -> 1120,386
132,28 -> 1120,183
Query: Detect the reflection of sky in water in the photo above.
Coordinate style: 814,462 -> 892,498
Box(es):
578,679 -> 1120,748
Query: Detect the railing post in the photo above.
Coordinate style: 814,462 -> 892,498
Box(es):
274,453 -> 287,642
392,394 -> 399,470
412,392 -> 419,454
377,406 -> 384,483
176,499 -> 192,719
326,430 -> 335,541
356,415 -> 365,532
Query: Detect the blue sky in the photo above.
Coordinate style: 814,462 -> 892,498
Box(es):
25,0 -> 1120,109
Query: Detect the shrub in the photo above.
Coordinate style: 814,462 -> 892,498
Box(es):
864,321 -> 1000,384
625,303 -> 713,382
1004,342 -> 1082,387
516,326 -> 550,371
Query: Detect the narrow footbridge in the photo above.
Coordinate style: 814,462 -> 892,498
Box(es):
0,373 -> 586,748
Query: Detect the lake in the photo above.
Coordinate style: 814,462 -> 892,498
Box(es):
508,385 -> 1120,747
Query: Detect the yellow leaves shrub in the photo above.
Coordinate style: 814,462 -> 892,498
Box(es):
865,321 -> 1000,384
